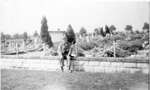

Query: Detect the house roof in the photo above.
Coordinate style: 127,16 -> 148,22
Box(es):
49,30 -> 65,34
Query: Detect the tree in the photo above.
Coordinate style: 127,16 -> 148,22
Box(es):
105,25 -> 111,34
79,27 -> 87,37
40,16 -> 53,48
99,27 -> 105,37
23,32 -> 28,41
109,25 -> 116,34
125,25 -> 133,32
142,22 -> 149,32
1,32 -> 5,41
66,24 -> 76,44
5,34 -> 11,39
33,30 -> 39,37
1,33 -> 12,41
13,33 -> 20,39
135,30 -> 140,34
94,28 -> 100,36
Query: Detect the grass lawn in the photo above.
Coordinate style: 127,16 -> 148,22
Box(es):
1,69 -> 148,90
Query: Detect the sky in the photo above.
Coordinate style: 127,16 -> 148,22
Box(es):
0,0 -> 149,35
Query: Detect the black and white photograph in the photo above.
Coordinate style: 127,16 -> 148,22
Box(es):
0,0 -> 149,90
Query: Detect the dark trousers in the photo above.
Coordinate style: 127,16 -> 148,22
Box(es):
60,55 -> 74,70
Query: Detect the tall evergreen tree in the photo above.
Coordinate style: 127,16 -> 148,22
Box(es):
100,27 -> 105,37
1,32 -> 5,41
105,25 -> 111,34
40,16 -> 53,48
23,32 -> 28,41
66,24 -> 76,44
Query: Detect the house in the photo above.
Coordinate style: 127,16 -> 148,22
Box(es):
49,30 -> 65,43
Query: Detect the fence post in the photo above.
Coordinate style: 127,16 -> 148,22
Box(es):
16,42 -> 19,56
113,41 -> 116,58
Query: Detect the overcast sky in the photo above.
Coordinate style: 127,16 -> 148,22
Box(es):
0,0 -> 149,35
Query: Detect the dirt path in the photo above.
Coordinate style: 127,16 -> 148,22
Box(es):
1,69 -> 148,90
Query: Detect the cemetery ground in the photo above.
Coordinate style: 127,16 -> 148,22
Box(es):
1,69 -> 148,90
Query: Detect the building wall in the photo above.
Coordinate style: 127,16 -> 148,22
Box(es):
49,31 -> 65,43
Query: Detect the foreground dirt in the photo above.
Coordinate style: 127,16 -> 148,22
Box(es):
1,69 -> 148,90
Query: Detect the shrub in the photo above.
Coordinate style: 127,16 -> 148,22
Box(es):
78,40 -> 97,51
44,48 -> 58,56
118,40 -> 144,54
104,48 -> 132,57
79,27 -> 87,37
